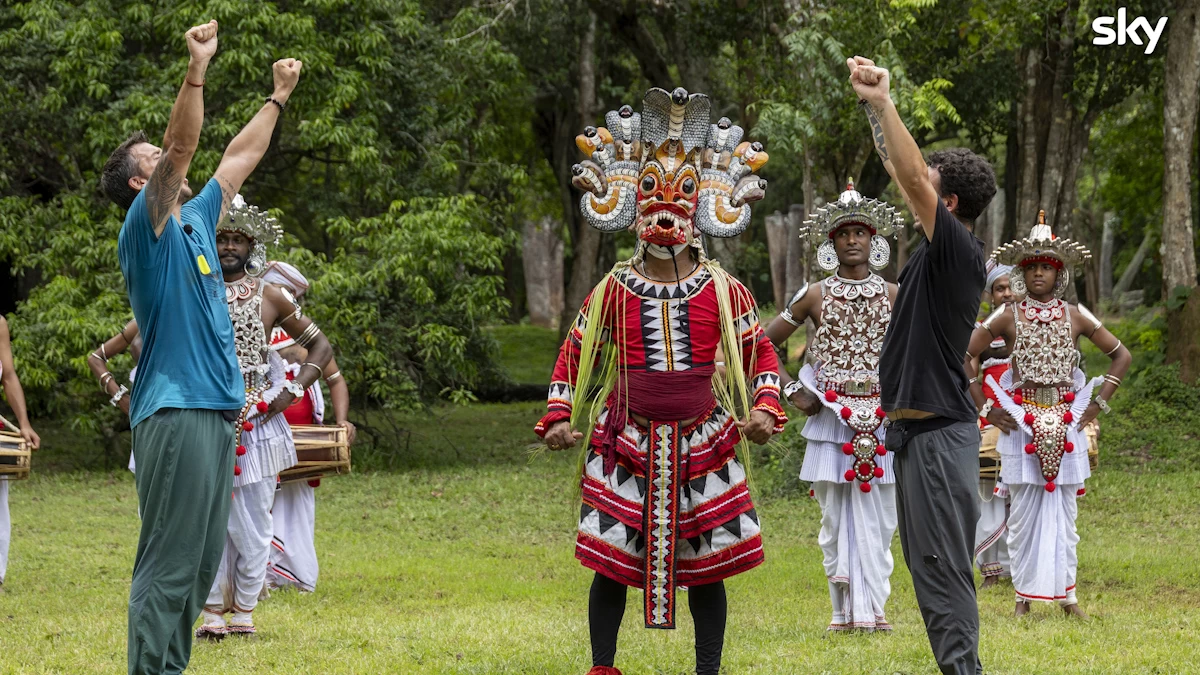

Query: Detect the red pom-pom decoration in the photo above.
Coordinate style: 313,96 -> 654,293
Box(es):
844,469 -> 857,482
1044,481 -> 1056,493
1012,393 -> 1023,405
1023,413 -> 1036,425
809,489 -> 815,498
858,463 -> 872,476
1064,441 -> 1075,453
1062,411 -> 1074,424
859,482 -> 872,493
236,445 -> 246,457
308,479 -> 322,488
233,465 -> 242,477
840,407 -> 853,420
1077,488 -> 1086,496
257,401 -> 269,413
825,390 -> 838,402
875,407 -> 886,419
242,421 -> 254,432
873,466 -> 885,478
1024,443 -> 1036,454
1063,392 -> 1075,403
842,443 -> 854,455
875,444 -> 887,456
0,420 -> 5,429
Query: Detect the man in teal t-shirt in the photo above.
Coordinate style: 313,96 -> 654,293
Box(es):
101,19 -> 303,675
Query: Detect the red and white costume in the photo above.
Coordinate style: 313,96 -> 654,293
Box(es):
536,264 -> 785,629
975,353 -> 1012,580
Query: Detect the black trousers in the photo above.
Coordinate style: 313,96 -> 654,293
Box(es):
886,419 -> 984,675
588,573 -> 726,675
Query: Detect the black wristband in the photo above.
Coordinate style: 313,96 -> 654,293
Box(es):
266,96 -> 286,112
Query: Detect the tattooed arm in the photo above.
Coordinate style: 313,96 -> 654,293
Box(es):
212,59 -> 304,218
846,56 -> 940,240
145,21 -> 218,237
861,100 -> 919,227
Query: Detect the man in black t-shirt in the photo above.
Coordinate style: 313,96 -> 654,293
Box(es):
848,56 -> 996,675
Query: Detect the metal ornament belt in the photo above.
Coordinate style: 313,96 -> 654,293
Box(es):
1013,386 -> 1078,492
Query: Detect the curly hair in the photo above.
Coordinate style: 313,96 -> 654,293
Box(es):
927,148 -> 997,222
101,130 -> 149,211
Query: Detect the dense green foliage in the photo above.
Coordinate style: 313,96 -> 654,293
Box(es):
0,0 -> 1195,449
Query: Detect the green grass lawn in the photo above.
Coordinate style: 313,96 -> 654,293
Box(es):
2,402 -> 1199,674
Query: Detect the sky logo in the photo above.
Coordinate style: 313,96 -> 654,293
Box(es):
1092,8 -> 1169,55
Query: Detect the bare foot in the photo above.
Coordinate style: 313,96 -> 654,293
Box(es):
981,576 -> 999,589
1015,600 -> 1031,617
1062,603 -> 1089,620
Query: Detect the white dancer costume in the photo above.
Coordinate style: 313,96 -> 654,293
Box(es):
792,274 -> 896,632
267,358 -> 325,593
987,299 -> 1100,606
975,354 -> 1012,580
202,277 -> 297,631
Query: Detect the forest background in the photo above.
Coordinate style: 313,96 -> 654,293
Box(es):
0,0 -> 1198,467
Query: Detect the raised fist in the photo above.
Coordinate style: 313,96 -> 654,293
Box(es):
186,20 -> 219,63
845,56 -> 891,108
272,58 -> 304,101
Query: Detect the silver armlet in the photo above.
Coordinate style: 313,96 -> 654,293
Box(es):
980,306 -> 1005,335
1104,339 -> 1123,357
779,283 -> 810,327
295,322 -> 321,348
279,287 -> 303,321
326,370 -> 343,383
1075,303 -> 1103,336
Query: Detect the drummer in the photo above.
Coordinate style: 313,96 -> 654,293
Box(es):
260,261 -> 355,594
972,262 -> 1019,588
193,198 -> 335,639
0,315 -> 41,587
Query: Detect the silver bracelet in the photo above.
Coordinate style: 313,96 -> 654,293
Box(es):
979,399 -> 994,419
110,384 -> 129,407
326,370 -> 343,383
782,380 -> 805,403
1095,396 -> 1112,415
284,379 -> 306,398
302,361 -> 325,381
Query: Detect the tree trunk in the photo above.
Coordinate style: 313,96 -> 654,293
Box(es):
1113,230 -> 1155,298
1038,1 -> 1077,230
786,203 -> 806,293
1016,46 -> 1043,227
802,143 -> 817,282
560,10 -> 600,331
1099,212 -> 1116,301
1162,0 -> 1200,380
1003,90 -> 1021,243
523,217 -> 565,330
765,212 -> 789,310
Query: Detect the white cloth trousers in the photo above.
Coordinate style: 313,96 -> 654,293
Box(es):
206,476 -> 276,613
0,481 -> 9,584
267,482 -> 318,592
975,478 -> 1010,578
813,480 -> 897,631
1007,482 -> 1080,605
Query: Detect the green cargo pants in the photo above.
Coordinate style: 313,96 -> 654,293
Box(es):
128,408 -> 235,675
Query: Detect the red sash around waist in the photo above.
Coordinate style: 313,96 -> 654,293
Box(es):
599,367 -> 717,474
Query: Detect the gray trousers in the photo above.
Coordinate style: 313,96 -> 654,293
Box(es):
885,420 -> 983,675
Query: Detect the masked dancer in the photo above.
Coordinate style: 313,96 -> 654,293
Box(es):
965,211 -> 1131,618
765,180 -> 902,632
537,87 -> 784,675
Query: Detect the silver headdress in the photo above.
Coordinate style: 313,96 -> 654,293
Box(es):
219,194 -> 283,278
800,179 -> 904,272
993,210 -> 1091,298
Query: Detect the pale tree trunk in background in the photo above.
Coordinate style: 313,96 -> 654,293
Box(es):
1016,47 -> 1042,228
1099,212 -> 1116,302
561,11 -> 600,332
1038,1 -> 1077,229
1113,230 -> 1156,298
523,217 -> 565,330
707,235 -> 741,276
802,144 -> 817,283
1162,0 -> 1200,382
765,212 -> 788,310
786,204 -> 805,298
